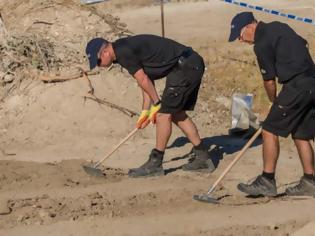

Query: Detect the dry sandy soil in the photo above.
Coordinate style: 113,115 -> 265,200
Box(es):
0,0 -> 315,235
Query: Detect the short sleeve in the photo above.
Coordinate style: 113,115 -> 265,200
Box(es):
254,43 -> 276,81
116,45 -> 142,76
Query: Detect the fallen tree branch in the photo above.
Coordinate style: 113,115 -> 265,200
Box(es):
38,70 -> 99,83
83,95 -> 139,117
79,67 -> 94,95
0,147 -> 16,156
33,20 -> 54,25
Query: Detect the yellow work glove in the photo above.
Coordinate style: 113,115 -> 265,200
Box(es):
149,102 -> 161,124
136,110 -> 150,129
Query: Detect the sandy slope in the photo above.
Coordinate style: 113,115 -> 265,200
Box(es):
1,0 -> 315,235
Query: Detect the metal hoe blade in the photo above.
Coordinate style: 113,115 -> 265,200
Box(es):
193,194 -> 219,204
193,128 -> 263,204
82,165 -> 105,177
82,128 -> 139,177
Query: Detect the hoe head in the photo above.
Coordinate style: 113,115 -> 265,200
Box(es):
193,194 -> 219,204
82,165 -> 105,177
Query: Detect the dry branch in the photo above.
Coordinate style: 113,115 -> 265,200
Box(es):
33,20 -> 54,25
38,70 -> 99,83
83,95 -> 139,117
79,67 -> 94,95
0,148 -> 16,156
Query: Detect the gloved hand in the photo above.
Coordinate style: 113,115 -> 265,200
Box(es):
149,102 -> 161,124
136,110 -> 150,129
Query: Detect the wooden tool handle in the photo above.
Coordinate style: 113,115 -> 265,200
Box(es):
94,128 -> 138,168
207,127 -> 262,195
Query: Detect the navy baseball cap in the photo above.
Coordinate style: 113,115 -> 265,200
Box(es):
85,38 -> 109,69
229,12 -> 255,42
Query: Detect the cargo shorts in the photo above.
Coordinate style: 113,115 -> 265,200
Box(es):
159,51 -> 205,114
263,76 -> 315,140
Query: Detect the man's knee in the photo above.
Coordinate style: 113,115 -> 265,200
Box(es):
293,138 -> 312,146
172,111 -> 188,123
157,113 -> 172,122
262,129 -> 278,140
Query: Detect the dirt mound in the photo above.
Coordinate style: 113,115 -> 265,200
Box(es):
0,0 -> 131,101
0,0 -> 140,159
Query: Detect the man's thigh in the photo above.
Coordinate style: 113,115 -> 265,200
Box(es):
292,106 -> 315,140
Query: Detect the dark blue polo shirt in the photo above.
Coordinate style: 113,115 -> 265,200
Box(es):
254,21 -> 315,83
112,34 -> 188,80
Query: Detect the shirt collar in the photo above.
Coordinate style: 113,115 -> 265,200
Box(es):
111,41 -> 119,64
254,22 -> 266,43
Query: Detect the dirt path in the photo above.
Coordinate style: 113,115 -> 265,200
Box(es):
1,155 -> 315,236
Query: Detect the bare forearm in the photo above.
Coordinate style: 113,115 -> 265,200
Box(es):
142,90 -> 152,110
140,77 -> 159,103
264,80 -> 277,102
134,69 -> 160,104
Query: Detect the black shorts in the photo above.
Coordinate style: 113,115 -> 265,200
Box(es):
159,51 -> 205,114
263,76 -> 315,140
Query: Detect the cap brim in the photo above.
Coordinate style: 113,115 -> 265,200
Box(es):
228,29 -> 240,42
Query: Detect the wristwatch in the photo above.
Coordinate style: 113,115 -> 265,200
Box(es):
153,100 -> 161,106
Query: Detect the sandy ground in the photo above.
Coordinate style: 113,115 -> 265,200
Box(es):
1,0 -> 315,235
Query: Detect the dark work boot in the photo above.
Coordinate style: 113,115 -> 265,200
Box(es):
182,148 -> 215,172
285,177 -> 315,197
237,175 -> 277,197
128,149 -> 165,178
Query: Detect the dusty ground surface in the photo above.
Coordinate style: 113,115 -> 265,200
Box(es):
0,0 -> 315,235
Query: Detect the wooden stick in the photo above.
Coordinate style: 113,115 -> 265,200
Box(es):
206,127 -> 262,195
38,70 -> 99,83
33,20 -> 54,25
93,128 -> 138,168
160,0 -> 165,37
83,95 -> 138,117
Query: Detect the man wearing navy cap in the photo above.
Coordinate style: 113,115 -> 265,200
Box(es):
229,12 -> 315,197
85,35 -> 215,177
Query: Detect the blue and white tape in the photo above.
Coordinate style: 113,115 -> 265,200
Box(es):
219,0 -> 315,26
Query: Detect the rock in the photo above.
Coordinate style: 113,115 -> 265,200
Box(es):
0,199 -> 11,215
88,192 -> 103,199
39,210 -> 49,219
3,74 -> 14,83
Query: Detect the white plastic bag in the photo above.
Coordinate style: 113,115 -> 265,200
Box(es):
80,0 -> 106,4
231,93 -> 259,130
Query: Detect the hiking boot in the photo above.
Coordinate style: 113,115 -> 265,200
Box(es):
182,147 -> 196,162
237,175 -> 277,197
182,148 -> 215,172
128,149 -> 165,178
285,177 -> 315,197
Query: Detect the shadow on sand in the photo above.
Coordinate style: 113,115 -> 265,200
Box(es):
163,132 -> 262,175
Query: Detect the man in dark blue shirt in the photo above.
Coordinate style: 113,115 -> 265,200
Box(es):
85,35 -> 215,177
229,12 -> 315,197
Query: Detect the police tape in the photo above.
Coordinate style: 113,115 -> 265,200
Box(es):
219,0 -> 315,25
